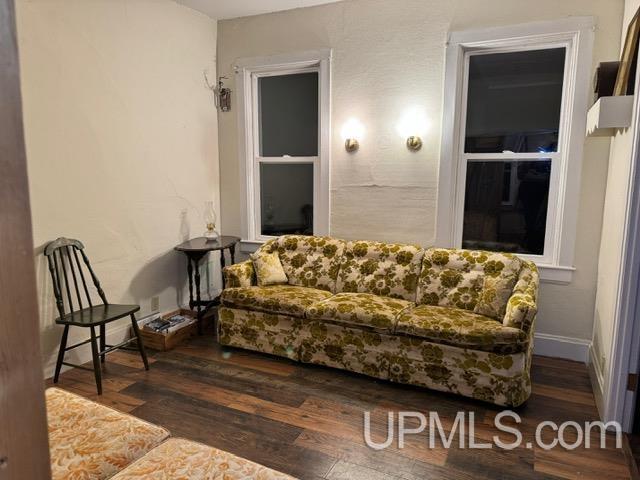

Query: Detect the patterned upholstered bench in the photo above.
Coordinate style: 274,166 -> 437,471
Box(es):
46,387 -> 170,480
47,387 -> 296,479
111,438 -> 295,479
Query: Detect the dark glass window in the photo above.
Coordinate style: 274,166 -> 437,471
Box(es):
462,160 -> 551,254
260,163 -> 314,236
259,72 -> 318,157
465,48 -> 565,153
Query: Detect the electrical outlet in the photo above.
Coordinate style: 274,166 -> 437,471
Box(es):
151,296 -> 160,312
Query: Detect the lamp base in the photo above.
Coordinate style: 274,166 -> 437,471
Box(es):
344,138 -> 359,153
406,136 -> 422,151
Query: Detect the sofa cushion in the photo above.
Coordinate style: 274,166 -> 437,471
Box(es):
221,285 -> 332,316
306,292 -> 412,332
46,387 -> 169,480
261,235 -> 346,292
335,240 -> 424,301
416,248 -> 523,320
395,305 -> 528,353
251,250 -> 288,286
111,438 -> 295,480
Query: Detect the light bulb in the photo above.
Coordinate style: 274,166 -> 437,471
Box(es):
340,118 -> 365,141
396,107 -> 429,138
397,107 -> 428,151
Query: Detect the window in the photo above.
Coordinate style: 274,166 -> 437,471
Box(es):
236,50 -> 331,246
461,47 -> 564,256
437,18 -> 594,282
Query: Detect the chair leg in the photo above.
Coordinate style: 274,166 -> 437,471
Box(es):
130,314 -> 149,371
53,325 -> 69,383
89,326 -> 102,395
99,324 -> 106,364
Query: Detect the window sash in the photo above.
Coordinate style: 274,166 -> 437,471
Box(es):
249,66 -> 321,242
458,157 -> 557,259
253,156 -> 319,241
453,42 -> 571,265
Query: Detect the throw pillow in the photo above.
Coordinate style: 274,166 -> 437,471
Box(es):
474,275 -> 515,321
251,251 -> 288,286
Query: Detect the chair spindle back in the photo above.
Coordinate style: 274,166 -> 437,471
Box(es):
44,238 -> 108,319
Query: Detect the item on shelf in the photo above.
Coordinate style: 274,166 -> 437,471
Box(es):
615,7 -> 640,96
594,61 -> 620,99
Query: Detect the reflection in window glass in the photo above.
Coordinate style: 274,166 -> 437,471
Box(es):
465,48 -> 565,153
462,160 -> 551,254
260,163 -> 314,236
259,72 -> 318,157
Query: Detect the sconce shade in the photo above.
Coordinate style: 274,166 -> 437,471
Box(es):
397,107 -> 428,147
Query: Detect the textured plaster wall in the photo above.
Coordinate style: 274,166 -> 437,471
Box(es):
217,0 -> 623,342
16,0 -> 219,375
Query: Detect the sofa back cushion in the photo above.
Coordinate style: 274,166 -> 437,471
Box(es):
258,235 -> 346,292
416,248 -> 523,320
335,240 -> 424,301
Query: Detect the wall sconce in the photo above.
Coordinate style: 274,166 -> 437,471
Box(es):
406,136 -> 423,151
397,107 -> 428,151
204,72 -> 231,112
340,118 -> 365,153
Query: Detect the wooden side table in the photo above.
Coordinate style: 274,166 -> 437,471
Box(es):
175,236 -> 240,334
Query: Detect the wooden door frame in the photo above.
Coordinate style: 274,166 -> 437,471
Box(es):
0,0 -> 52,477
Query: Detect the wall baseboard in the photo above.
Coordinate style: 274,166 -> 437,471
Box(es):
534,332 -> 591,362
42,323 -> 131,380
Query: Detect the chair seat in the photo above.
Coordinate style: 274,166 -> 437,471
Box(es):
221,285 -> 333,316
306,292 -> 412,332
46,388 -> 169,480
56,304 -> 140,326
395,305 -> 528,354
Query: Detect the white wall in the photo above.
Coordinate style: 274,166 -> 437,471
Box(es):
16,0 -> 220,376
591,0 -> 640,416
217,0 -> 623,349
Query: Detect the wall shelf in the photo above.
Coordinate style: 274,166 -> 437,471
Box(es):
586,95 -> 634,137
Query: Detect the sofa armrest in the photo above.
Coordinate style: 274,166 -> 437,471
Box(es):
223,260 -> 255,288
503,261 -> 539,334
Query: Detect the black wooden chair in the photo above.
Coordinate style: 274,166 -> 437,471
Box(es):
44,237 -> 149,394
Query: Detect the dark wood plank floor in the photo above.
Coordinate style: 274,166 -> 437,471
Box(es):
48,335 -> 630,480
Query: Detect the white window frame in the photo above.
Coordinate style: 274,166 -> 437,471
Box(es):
235,49 -> 331,250
436,18 -> 594,283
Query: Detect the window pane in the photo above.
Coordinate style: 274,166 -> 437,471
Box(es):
259,72 -> 318,156
462,160 -> 551,255
260,163 -> 313,236
465,48 -> 565,153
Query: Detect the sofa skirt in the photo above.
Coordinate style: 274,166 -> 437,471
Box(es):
217,307 -> 532,407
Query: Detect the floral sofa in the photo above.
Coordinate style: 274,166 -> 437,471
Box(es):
219,235 -> 539,407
